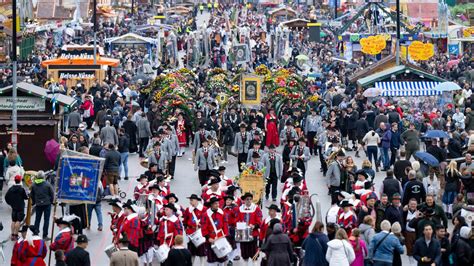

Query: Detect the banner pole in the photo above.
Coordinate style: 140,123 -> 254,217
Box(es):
48,201 -> 58,266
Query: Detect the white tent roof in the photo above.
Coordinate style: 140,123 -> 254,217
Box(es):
104,33 -> 158,45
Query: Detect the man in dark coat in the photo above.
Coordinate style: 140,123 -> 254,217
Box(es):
355,114 -> 369,157
413,224 -> 441,266
402,170 -> 426,206
301,221 -> 329,266
66,235 -> 91,266
384,193 -> 404,226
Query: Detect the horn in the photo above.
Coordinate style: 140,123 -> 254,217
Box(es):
140,158 -> 149,168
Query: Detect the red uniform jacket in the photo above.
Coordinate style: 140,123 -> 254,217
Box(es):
158,185 -> 170,198
134,183 -> 149,200
118,213 -> 142,248
259,215 -> 282,241
337,210 -> 357,237
281,202 -> 294,231
202,189 -> 225,207
183,204 -> 206,235
201,208 -> 229,240
21,237 -> 47,266
11,238 -> 27,266
223,204 -> 239,228
111,211 -> 126,243
237,203 -> 263,238
50,227 -> 74,254
157,215 -> 183,246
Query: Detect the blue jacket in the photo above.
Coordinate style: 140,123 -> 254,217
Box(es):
390,130 -> 402,149
369,231 -> 404,263
302,232 -> 329,266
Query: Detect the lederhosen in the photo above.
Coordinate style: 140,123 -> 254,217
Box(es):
238,132 -> 248,173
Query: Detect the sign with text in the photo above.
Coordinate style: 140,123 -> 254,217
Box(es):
57,156 -> 104,204
58,70 -> 96,79
59,49 -> 96,60
0,97 -> 45,111
408,41 -> 434,61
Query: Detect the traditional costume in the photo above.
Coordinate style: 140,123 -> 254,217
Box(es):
201,198 -> 229,264
183,196 -> 207,257
237,193 -> 263,261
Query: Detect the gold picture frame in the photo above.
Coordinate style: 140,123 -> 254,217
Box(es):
241,75 -> 262,106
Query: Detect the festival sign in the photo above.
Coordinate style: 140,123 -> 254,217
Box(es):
241,75 -> 262,106
57,156 -> 104,204
0,97 -> 45,111
58,70 -> 96,79
360,35 -> 386,55
408,41 -> 434,61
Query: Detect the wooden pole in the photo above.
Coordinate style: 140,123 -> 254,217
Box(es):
47,202 -> 58,266
25,198 -> 32,225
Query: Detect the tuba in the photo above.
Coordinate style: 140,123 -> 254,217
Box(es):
294,192 -> 322,224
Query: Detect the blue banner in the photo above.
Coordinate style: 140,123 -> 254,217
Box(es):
57,156 -> 104,203
448,44 -> 459,56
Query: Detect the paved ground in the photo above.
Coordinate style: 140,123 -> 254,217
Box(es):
0,142 -> 414,265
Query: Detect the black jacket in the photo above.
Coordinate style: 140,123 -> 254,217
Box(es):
163,248 -> 192,266
454,238 -> 473,265
355,119 -> 369,138
5,185 -> 28,210
221,125 -> 234,146
402,179 -> 426,206
104,149 -> 121,172
382,177 -> 401,200
413,237 -> 441,266
30,179 -> 54,206
426,145 -> 447,163
65,247 -> 90,266
118,134 -> 130,153
89,144 -> 103,157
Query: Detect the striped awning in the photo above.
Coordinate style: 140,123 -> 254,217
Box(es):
375,81 -> 441,97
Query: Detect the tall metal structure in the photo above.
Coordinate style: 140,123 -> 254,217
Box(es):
12,0 -> 18,147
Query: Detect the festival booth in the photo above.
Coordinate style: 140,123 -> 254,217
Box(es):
41,45 -> 119,90
104,32 -> 158,60
0,82 -> 76,170
357,64 -> 448,122
269,7 -> 296,23
448,26 -> 474,56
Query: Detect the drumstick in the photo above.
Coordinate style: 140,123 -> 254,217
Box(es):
252,248 -> 260,261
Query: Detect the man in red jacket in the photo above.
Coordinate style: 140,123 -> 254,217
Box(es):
237,192 -> 263,263
157,203 -> 183,247
50,217 -> 74,254
183,194 -> 207,263
201,196 -> 229,265
117,200 -> 141,253
259,204 -> 281,241
11,225 -> 28,266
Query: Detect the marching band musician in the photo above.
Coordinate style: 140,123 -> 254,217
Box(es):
279,120 -> 298,145
262,144 -> 283,202
109,199 -> 126,244
246,141 -> 265,164
193,123 -> 211,154
233,123 -> 251,173
202,174 -> 225,207
246,152 -> 264,171
281,186 -> 301,232
281,173 -> 307,203
137,205 -> 155,266
22,226 -> 47,266
223,195 -> 239,261
195,137 -> 217,186
11,225 -> 27,266
156,176 -> 171,198
50,217 -> 74,254
281,138 -> 296,182
201,197 -> 229,266
237,193 -> 263,264
134,174 -> 150,201
165,193 -> 184,218
249,120 -> 263,144
259,204 -> 281,242
143,163 -> 162,182
157,204 -> 183,247
337,199 -> 357,237
118,200 -> 142,253
148,184 -> 167,216
183,194 -> 207,264
290,137 -> 311,178
217,166 -> 233,190
165,127 -> 180,179
148,142 -> 168,174
226,185 -> 243,206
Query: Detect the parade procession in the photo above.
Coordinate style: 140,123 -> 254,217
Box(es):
0,0 -> 474,265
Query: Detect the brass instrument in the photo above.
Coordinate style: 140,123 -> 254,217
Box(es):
288,158 -> 293,172
294,193 -> 322,224
140,158 -> 149,168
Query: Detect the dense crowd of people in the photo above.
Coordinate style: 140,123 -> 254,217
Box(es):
0,1 -> 473,266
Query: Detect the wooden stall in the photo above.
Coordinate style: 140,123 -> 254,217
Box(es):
41,46 -> 119,90
0,82 -> 76,170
